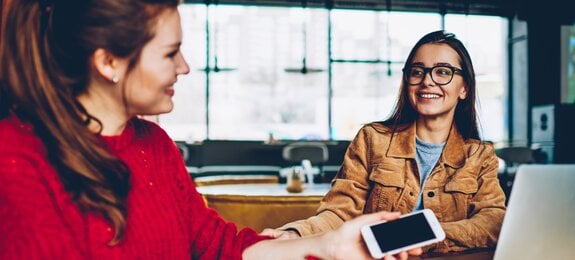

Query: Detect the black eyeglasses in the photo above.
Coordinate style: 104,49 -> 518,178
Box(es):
402,65 -> 463,86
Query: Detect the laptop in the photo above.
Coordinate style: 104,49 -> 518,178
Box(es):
494,164 -> 575,260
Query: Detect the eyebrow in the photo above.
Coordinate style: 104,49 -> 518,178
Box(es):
164,42 -> 182,49
435,62 -> 455,67
410,62 -> 456,67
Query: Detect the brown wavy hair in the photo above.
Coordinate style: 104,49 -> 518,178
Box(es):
379,30 -> 480,140
0,0 -> 180,245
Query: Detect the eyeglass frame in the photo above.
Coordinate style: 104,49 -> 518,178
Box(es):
402,65 -> 464,86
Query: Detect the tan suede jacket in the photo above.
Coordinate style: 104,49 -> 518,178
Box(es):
280,122 -> 506,253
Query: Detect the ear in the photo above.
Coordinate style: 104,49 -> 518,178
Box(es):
459,85 -> 468,100
91,48 -> 121,83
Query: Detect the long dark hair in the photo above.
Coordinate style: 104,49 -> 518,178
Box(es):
380,30 -> 479,140
0,0 -> 180,245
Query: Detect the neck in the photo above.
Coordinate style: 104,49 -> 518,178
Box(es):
77,84 -> 130,136
416,116 -> 453,144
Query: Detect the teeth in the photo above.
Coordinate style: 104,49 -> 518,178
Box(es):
419,93 -> 441,99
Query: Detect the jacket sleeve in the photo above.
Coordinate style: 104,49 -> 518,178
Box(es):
429,144 -> 506,253
278,126 -> 373,236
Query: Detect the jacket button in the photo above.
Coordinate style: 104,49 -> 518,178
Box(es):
427,191 -> 435,198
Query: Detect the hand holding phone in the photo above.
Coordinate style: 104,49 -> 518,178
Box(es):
361,209 -> 445,258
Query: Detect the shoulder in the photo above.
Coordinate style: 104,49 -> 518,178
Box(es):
357,122 -> 394,136
448,124 -> 495,159
0,116 -> 52,187
0,115 -> 45,158
350,123 -> 389,145
464,138 -> 494,151
347,122 -> 408,153
355,122 -> 412,142
0,115 -> 32,144
463,138 -> 497,160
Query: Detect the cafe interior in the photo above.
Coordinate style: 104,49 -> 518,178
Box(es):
1,0 -> 574,258
143,0 -> 575,233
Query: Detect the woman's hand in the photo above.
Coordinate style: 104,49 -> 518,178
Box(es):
320,211 -> 423,260
244,211 -> 422,260
260,228 -> 301,240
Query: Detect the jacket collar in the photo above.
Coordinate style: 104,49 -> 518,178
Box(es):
386,122 -> 466,168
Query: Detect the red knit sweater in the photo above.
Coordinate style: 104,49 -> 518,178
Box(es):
0,115 -> 269,259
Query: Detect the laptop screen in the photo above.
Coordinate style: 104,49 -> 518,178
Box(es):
494,164 -> 575,260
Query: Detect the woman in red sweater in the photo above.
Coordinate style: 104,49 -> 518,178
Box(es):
0,0 -> 420,259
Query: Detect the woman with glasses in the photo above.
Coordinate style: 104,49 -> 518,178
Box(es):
264,30 -> 506,253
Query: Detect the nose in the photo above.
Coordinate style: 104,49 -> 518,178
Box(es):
421,70 -> 435,86
176,52 -> 190,75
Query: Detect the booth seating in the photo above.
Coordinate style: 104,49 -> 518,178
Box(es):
175,140 -> 349,186
193,174 -> 280,187
196,183 -> 331,232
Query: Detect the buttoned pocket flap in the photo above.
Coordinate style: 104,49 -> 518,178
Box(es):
369,166 -> 405,188
444,177 -> 478,194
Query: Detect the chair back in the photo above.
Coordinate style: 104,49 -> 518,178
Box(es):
495,147 -> 535,165
282,142 -> 329,165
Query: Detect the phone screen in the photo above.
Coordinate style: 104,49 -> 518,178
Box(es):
370,212 -> 436,252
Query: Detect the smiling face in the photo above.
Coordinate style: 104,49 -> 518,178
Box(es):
122,8 -> 190,116
407,43 -> 467,121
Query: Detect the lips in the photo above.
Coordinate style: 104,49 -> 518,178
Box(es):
165,88 -> 175,96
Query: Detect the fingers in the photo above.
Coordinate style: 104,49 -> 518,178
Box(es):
378,211 -> 401,221
407,247 -> 423,256
259,228 -> 273,236
259,228 -> 280,238
259,229 -> 300,240
276,231 -> 300,240
382,251 -> 409,260
396,251 -> 409,260
352,211 -> 401,226
383,254 -> 397,260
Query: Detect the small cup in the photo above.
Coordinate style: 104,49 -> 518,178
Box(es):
286,167 -> 304,193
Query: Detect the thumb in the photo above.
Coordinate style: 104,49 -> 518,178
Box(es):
259,228 -> 278,237
359,211 -> 401,223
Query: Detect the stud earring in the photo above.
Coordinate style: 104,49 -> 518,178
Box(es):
112,74 -> 119,84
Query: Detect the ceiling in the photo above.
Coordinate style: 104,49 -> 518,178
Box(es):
184,0 -> 514,16
184,0 -> 575,24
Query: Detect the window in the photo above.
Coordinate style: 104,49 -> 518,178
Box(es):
205,6 -> 329,140
445,14 -> 508,142
161,4 -> 508,143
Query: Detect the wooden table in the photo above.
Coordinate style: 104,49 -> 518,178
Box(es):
411,249 -> 494,259
198,184 -> 495,260
197,183 -> 331,232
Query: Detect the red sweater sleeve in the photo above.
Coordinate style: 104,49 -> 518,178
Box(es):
153,123 -> 271,259
0,117 -> 270,259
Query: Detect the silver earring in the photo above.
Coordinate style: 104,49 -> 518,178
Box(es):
112,75 -> 119,84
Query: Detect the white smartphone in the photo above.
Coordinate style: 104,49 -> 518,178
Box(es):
361,209 -> 446,258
